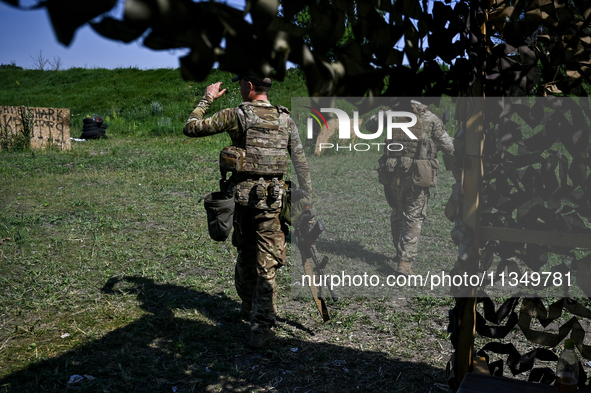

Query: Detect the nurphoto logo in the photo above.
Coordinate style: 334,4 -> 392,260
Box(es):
305,107 -> 418,152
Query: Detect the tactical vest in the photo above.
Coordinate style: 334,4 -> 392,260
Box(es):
220,102 -> 290,177
386,114 -> 425,158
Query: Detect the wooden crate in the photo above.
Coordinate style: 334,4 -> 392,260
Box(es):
0,106 -> 71,150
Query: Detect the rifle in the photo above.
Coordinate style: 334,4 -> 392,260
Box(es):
292,190 -> 337,322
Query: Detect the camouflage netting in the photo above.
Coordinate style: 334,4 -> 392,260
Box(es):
4,0 -> 590,97
440,0 -> 591,390
446,95 -> 591,390
5,0 -> 591,390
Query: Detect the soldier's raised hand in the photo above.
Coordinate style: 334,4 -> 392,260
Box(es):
206,82 -> 227,100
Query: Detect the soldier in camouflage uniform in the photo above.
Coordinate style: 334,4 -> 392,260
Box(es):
373,100 -> 454,275
183,75 -> 312,348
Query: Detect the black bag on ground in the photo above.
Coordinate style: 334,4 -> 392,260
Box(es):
83,117 -> 103,126
204,192 -> 235,241
80,122 -> 108,139
98,124 -> 108,138
80,127 -> 101,139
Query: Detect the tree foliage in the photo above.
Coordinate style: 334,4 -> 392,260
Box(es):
2,0 -> 591,97
279,1 -> 355,62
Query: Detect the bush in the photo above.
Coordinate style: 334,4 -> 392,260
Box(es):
0,62 -> 23,70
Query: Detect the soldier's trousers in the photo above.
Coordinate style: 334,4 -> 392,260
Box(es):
232,204 -> 286,333
384,178 -> 430,264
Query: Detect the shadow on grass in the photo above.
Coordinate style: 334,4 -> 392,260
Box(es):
0,276 -> 446,393
315,239 -> 397,277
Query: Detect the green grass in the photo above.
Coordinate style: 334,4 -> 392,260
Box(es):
289,149 -> 458,299
0,129 -> 459,392
2,67 -> 589,392
0,67 -> 308,139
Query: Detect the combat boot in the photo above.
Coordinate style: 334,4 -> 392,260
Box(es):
249,330 -> 275,349
396,261 -> 414,276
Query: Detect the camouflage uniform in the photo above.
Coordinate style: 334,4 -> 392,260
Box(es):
374,102 -> 454,273
184,94 -> 311,334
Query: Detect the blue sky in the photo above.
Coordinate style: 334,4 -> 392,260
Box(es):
0,0 -> 420,71
0,1 -> 245,70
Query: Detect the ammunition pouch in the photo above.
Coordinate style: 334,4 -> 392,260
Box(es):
398,157 -> 413,171
377,156 -> 413,184
270,177 -> 282,199
255,177 -> 267,198
220,146 -> 246,173
253,177 -> 283,200
385,157 -> 398,172
233,176 -> 286,209
204,192 -> 235,241
411,158 -> 439,187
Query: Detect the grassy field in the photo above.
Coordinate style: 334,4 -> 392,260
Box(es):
0,67 -> 307,138
0,68 -> 462,392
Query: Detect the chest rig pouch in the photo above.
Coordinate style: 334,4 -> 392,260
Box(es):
220,146 -> 246,173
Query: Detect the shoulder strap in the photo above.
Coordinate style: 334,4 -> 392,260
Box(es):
276,105 -> 290,115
